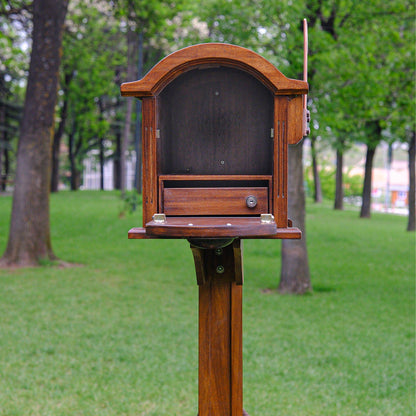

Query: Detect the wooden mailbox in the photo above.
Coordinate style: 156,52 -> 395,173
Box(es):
122,43 -> 308,240
121,43 -> 308,416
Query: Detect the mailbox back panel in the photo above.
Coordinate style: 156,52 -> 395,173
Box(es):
158,66 -> 274,176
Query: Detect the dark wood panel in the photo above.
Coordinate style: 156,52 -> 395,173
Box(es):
158,66 -> 273,175
163,187 -> 268,216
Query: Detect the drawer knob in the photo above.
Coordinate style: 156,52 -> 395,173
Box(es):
246,195 -> 258,209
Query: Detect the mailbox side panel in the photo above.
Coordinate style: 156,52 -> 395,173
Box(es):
273,96 -> 289,228
142,97 -> 158,226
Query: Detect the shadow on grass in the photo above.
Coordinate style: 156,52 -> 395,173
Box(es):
313,285 -> 337,293
261,285 -> 337,295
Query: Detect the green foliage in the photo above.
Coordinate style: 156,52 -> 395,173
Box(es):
306,166 -> 363,200
61,0 -> 124,176
310,0 -> 415,148
119,189 -> 141,216
0,191 -> 413,415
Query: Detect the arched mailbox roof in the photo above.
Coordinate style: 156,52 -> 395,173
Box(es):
120,43 -> 308,97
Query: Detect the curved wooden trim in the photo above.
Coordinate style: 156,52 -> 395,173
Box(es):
120,43 -> 308,97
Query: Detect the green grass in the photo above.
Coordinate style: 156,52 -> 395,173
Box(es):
0,191 -> 414,416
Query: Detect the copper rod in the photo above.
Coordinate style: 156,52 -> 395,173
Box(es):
303,18 -> 308,109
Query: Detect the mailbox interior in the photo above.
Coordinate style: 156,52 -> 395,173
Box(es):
158,66 -> 274,217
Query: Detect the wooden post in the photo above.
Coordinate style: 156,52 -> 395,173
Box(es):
191,240 -> 247,416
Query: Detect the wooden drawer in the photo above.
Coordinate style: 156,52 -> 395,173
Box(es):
162,187 -> 268,216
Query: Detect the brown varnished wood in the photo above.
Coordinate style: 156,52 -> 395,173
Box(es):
191,245 -> 207,285
123,44 -> 307,233
123,43 -> 306,416
273,96 -> 289,228
232,239 -> 243,285
231,281 -> 243,415
193,240 -> 243,416
162,187 -> 268,216
145,217 -> 278,238
159,174 -> 272,182
141,97 -> 158,226
128,225 -> 301,240
120,43 -> 308,97
287,95 -> 304,145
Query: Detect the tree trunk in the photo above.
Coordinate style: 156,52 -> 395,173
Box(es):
360,145 -> 377,218
50,125 -> 61,192
310,135 -> 322,203
279,142 -> 311,294
99,137 -> 104,190
121,24 -> 137,193
0,0 -> 69,267
68,121 -> 80,191
134,31 -> 144,193
98,98 -> 105,191
114,128 -> 121,190
2,144 -> 10,192
0,103 -> 4,191
51,71 -> 72,193
50,100 -> 68,192
407,131 -> 415,231
334,147 -> 344,210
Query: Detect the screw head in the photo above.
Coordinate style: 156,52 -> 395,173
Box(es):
216,265 -> 225,274
246,195 -> 258,208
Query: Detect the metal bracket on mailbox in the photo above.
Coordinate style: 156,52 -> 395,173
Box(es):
260,213 -> 275,224
153,213 -> 166,223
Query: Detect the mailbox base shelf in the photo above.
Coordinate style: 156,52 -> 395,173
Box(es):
128,217 -> 301,239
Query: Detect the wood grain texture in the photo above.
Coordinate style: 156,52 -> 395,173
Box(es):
159,174 -> 272,182
128,225 -> 301,239
287,95 -> 304,145
120,43 -> 308,97
273,96 -> 289,228
145,216 -> 278,238
232,239 -> 243,285
162,187 -> 268,216
195,240 -> 243,416
191,245 -> 207,285
141,97 -> 158,226
231,282 -> 243,415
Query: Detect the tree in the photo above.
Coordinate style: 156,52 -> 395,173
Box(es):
310,0 -> 414,218
310,134 -> 323,203
193,0 -> 312,293
115,0 -> 196,193
381,4 -> 416,230
279,143 -> 311,294
407,133 -> 415,231
0,2 -> 30,192
0,0 -> 69,267
55,0 -> 123,191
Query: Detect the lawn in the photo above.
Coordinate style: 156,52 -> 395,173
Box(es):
0,191 -> 414,416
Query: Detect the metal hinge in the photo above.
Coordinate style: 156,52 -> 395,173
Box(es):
152,213 -> 166,223
260,213 -> 275,224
